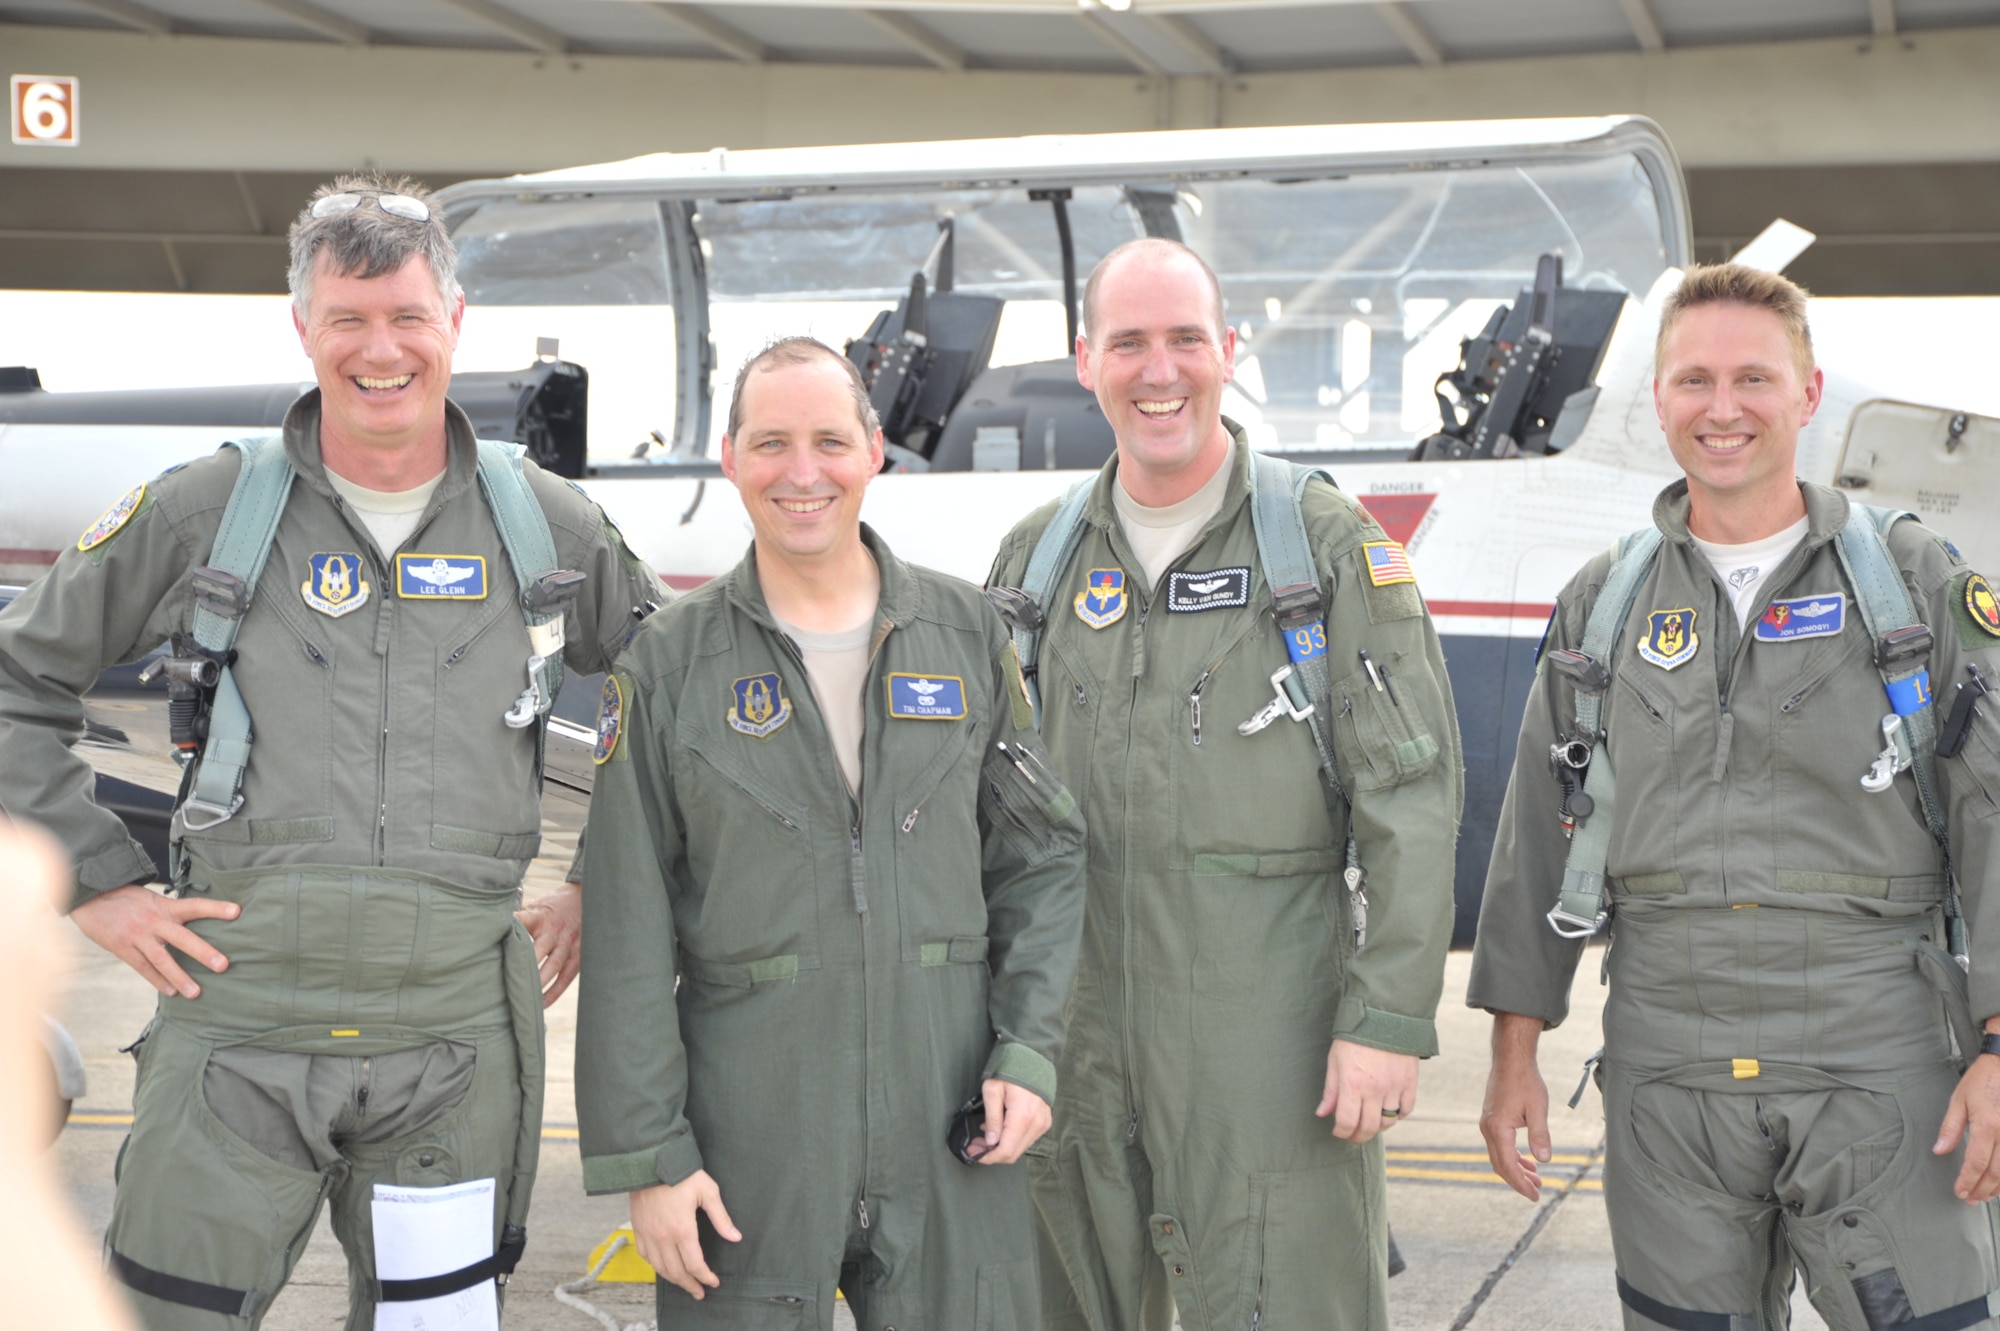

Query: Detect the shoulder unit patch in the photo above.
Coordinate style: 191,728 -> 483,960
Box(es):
1638,607 -> 1699,670
1755,593 -> 1845,643
77,483 -> 145,552
592,674 -> 625,765
1965,572 -> 2000,640
1075,569 -> 1128,629
728,672 -> 793,739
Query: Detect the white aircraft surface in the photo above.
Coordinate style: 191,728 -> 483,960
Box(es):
2,116 -> 1996,939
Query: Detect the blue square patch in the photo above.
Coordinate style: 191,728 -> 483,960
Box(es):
887,673 -> 967,720
1755,593 -> 1843,642
397,554 -> 487,599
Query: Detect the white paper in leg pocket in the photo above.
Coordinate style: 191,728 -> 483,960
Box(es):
372,1177 -> 499,1331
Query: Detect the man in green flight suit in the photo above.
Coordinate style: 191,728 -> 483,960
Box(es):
1473,263 -> 2000,1330
988,238 -> 1464,1331
576,338 -> 1087,1330
0,174 -> 664,1328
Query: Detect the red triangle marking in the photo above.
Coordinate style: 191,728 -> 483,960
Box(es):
1357,493 -> 1437,547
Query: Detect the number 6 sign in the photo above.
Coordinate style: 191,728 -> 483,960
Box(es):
12,75 -> 79,147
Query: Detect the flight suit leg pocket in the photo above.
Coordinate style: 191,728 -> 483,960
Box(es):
1240,1161 -> 1384,1331
657,1275 -> 817,1328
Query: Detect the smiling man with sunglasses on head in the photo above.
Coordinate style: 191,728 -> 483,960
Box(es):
0,172 -> 663,1329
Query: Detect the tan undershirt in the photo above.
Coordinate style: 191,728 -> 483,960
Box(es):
776,609 -> 877,799
1112,438 -> 1236,589
325,469 -> 443,556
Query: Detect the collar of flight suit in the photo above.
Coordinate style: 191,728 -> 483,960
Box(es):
722,522 -> 920,653
1650,476 -> 1855,554
1079,414 -> 1255,551
276,388 -> 485,510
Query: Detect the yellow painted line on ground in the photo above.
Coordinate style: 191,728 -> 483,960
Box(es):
1387,1149 -> 1593,1166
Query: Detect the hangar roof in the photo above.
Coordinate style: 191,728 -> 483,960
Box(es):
5,0 -> 1998,77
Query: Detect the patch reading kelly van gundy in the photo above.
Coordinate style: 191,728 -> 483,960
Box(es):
728,672 -> 793,739
888,673 -> 968,720
592,674 -> 624,765
301,552 -> 372,618
1363,540 -> 1415,587
1166,567 -> 1250,613
396,554 -> 488,599
1755,593 -> 1844,643
77,483 -> 145,552
1637,607 -> 1698,670
1074,569 -> 1128,629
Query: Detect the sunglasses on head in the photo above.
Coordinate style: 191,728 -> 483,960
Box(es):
309,191 -> 431,222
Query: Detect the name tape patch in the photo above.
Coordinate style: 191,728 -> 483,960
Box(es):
301,552 -> 371,618
1167,567 -> 1250,613
1755,593 -> 1845,642
888,673 -> 967,720
728,672 -> 792,739
397,554 -> 488,599
1075,569 -> 1128,629
1363,541 -> 1415,587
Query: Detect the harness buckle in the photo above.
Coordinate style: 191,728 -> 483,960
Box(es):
1546,905 -> 1607,939
1269,581 -> 1323,633
178,795 -> 244,831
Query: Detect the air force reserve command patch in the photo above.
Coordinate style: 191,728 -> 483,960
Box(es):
728,672 -> 793,739
1638,607 -> 1698,669
888,673 -> 967,720
397,554 -> 487,599
1075,569 -> 1128,629
301,552 -> 371,618
77,484 -> 145,552
592,675 -> 624,765
1755,593 -> 1844,643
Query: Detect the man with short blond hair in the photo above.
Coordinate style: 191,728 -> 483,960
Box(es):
1474,263 -> 2000,1330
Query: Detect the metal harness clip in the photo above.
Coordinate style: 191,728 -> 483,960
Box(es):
1237,664 -> 1316,736
1860,713 -> 1911,792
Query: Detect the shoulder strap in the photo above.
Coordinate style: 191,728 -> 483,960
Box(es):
1245,452 -> 1373,943
182,436 -> 296,830
475,439 -> 567,722
1013,477 -> 1095,726
1833,501 -> 1958,946
1547,526 -> 1663,937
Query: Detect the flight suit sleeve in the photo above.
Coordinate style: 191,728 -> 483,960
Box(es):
1915,542 -> 2000,1023
575,662 -> 705,1192
1312,504 -> 1465,1056
0,477 -> 206,908
1464,574 -> 1600,1028
549,487 -> 670,678
975,634 -> 1087,1106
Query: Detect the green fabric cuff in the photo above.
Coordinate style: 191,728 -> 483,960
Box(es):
68,840 -> 160,912
581,1136 -> 705,1196
1332,1000 -> 1439,1057
982,1041 -> 1057,1105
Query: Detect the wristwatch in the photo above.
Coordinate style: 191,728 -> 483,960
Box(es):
1980,1032 -> 2000,1059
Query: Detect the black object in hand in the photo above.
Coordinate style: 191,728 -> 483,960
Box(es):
947,1094 -> 992,1165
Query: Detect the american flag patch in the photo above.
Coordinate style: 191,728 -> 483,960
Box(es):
1364,540 -> 1415,587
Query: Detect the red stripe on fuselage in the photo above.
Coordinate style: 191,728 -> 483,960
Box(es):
1425,600 -> 1555,620
0,548 -> 61,565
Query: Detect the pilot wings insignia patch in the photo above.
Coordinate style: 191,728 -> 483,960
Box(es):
397,554 -> 488,599
1637,607 -> 1698,670
728,672 -> 793,739
888,673 -> 967,719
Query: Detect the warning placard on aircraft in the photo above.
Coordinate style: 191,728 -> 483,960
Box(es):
12,75 -> 79,147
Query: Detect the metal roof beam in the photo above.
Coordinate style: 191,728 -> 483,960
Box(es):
1076,10 -> 1168,78
1145,13 -> 1233,77
62,0 -> 175,37
428,0 -> 568,54
644,4 -> 765,63
1614,0 -> 1666,52
1870,0 -> 1897,36
1372,2 -> 1443,67
856,10 -> 966,72
241,0 -> 371,45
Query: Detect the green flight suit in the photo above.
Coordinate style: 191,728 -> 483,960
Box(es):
576,527 -> 1086,1331
987,427 -> 1464,1331
1469,481 -> 2000,1331
0,392 -> 662,1329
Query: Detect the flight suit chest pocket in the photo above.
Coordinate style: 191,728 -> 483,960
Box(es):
432,597 -> 540,845
677,725 -> 822,968
1332,652 -> 1439,792
889,717 -> 986,958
